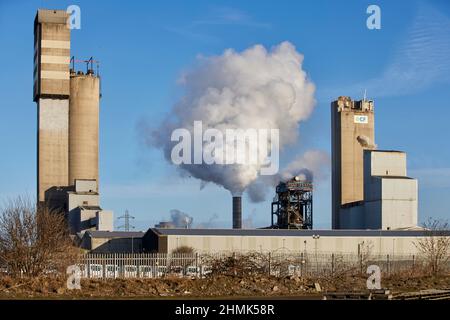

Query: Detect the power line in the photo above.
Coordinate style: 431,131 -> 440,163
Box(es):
117,210 -> 135,231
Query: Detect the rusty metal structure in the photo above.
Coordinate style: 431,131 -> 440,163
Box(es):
271,177 -> 313,229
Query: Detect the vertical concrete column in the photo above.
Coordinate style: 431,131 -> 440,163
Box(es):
69,74 -> 100,186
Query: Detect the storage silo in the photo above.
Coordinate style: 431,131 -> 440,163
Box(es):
69,70 -> 100,187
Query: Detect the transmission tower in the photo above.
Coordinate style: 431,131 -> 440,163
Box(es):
117,210 -> 135,231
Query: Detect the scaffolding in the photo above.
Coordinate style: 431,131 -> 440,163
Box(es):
271,177 -> 313,229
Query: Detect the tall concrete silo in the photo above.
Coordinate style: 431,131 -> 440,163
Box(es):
34,9 -> 71,203
331,96 -> 375,229
68,70 -> 100,187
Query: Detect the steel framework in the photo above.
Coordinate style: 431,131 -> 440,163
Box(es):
271,178 -> 313,229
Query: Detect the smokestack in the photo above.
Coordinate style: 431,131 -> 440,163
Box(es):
232,196 -> 242,229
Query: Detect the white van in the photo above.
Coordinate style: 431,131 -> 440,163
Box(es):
123,265 -> 137,278
186,265 -> 200,277
89,264 -> 103,278
200,265 -> 212,278
105,265 -> 119,278
138,265 -> 153,278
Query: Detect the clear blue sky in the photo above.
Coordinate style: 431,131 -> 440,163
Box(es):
1,0 -> 449,230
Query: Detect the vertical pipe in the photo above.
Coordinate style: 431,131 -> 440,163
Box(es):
232,196 -> 242,229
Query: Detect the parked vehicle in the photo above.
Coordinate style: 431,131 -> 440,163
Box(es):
138,265 -> 153,278
89,264 -> 103,278
186,265 -> 200,277
201,265 -> 212,277
123,265 -> 137,278
105,264 -> 119,278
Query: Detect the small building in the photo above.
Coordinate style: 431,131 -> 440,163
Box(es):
155,221 -> 175,229
46,179 -> 113,234
340,150 -> 418,230
79,231 -> 144,253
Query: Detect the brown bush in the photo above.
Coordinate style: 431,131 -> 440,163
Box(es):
0,196 -> 80,277
414,218 -> 450,276
171,246 -> 195,254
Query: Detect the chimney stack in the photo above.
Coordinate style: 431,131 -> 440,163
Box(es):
232,196 -> 242,229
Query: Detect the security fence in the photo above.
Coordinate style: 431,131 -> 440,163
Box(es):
76,252 -> 448,279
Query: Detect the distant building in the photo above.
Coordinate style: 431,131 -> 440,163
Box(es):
331,96 -> 375,229
79,231 -> 144,253
340,150 -> 418,230
33,10 -> 112,234
331,96 -> 418,230
46,179 -> 113,234
155,221 -> 175,229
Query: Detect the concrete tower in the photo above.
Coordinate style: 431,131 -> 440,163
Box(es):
33,8 -> 113,234
34,10 -> 71,203
69,71 -> 100,186
331,96 -> 375,229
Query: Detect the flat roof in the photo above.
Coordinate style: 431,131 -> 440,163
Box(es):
79,205 -> 102,211
87,231 -> 144,239
150,228 -> 450,237
373,175 -> 414,180
369,150 -> 405,153
67,191 -> 99,195
36,9 -> 68,24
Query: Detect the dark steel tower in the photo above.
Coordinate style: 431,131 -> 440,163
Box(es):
232,196 -> 242,229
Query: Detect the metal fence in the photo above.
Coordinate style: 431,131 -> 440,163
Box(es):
76,252 -> 446,279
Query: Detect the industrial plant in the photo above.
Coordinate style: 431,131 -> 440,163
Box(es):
33,9 -> 113,234
31,9 -> 445,257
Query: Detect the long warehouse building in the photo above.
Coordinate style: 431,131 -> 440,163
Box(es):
141,228 -> 447,255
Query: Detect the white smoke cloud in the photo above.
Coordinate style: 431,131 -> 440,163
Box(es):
170,209 -> 194,228
152,42 -> 316,196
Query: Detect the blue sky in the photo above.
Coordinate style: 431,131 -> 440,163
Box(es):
0,0 -> 449,230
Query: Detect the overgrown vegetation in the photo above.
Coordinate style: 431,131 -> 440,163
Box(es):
414,218 -> 450,275
0,196 -> 79,277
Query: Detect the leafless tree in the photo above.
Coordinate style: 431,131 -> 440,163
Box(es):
414,218 -> 450,276
0,196 -> 79,277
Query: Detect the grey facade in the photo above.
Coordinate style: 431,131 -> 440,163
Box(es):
80,231 -> 144,253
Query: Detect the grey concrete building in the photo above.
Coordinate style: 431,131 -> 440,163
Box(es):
340,150 -> 418,229
33,9 -> 112,234
331,96 -> 376,229
34,10 -> 71,203
143,228 -> 442,255
80,231 -> 144,253
331,96 -> 418,230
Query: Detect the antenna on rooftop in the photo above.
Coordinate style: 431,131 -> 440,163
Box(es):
117,210 -> 135,231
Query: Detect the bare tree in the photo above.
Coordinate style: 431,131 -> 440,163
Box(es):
0,196 -> 79,277
414,218 -> 450,276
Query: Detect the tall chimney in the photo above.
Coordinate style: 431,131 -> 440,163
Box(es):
232,196 -> 242,229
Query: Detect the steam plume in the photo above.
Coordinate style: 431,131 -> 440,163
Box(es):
152,42 -> 316,196
170,209 -> 193,228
